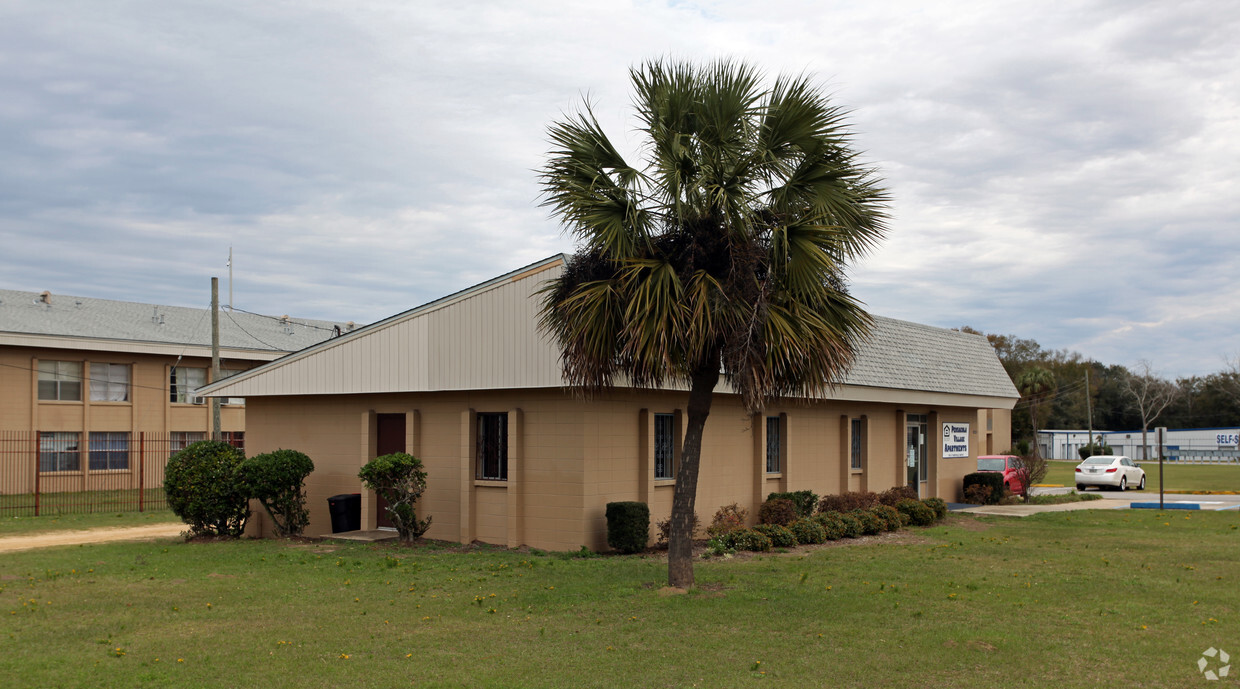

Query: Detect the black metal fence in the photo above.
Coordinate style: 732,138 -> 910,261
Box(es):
0,431 -> 243,517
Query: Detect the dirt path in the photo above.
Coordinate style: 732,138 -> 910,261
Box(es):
0,523 -> 186,553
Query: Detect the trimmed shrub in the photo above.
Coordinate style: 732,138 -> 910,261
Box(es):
788,518 -> 827,545
164,440 -> 249,538
753,523 -> 798,548
897,498 -> 936,527
963,484 -> 992,505
237,449 -> 314,537
877,485 -> 918,506
767,490 -> 818,518
813,511 -> 847,540
923,497 -> 949,521
1077,441 -> 1113,460
758,498 -> 797,526
604,501 -> 650,554
722,528 -> 773,552
655,512 -> 701,548
817,491 -> 878,514
707,503 -> 749,538
357,453 -> 433,543
869,504 -> 902,532
963,472 -> 1005,505
837,512 -> 863,538
850,509 -> 884,536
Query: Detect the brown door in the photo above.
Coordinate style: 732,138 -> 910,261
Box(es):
375,413 -> 406,528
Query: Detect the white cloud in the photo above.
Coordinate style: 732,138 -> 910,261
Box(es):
1,0 -> 1238,377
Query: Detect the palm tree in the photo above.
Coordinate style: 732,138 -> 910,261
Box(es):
538,59 -> 888,588
1016,366 -> 1056,461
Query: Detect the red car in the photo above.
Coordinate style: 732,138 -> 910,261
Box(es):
976,455 -> 1024,494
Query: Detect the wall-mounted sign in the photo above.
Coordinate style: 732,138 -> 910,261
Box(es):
942,422 -> 970,458
1218,433 -> 1240,447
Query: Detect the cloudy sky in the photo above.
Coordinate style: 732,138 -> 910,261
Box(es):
2,1 -> 1237,378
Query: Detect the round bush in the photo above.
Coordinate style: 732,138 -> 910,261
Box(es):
850,509 -> 884,536
752,523 -> 798,548
868,504 -> 902,531
721,528 -> 773,552
897,498 -> 936,527
813,511 -> 847,541
837,512 -> 863,539
923,497 -> 949,521
164,440 -> 249,537
788,518 -> 827,545
237,449 -> 314,537
758,498 -> 797,526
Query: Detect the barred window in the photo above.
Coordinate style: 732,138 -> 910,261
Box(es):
654,414 -> 674,479
850,418 -> 863,470
766,416 -> 781,473
477,413 -> 508,480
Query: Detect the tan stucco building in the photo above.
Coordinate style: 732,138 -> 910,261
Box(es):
0,288 -> 350,496
200,256 -> 1019,551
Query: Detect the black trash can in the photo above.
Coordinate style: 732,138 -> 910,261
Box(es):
327,493 -> 361,533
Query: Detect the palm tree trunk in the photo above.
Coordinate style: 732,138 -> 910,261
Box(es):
667,360 -> 721,588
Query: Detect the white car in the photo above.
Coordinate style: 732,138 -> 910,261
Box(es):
1075,455 -> 1146,491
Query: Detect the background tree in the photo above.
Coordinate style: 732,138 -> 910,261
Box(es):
1016,366 -> 1056,462
1124,360 -> 1179,460
539,59 -> 887,588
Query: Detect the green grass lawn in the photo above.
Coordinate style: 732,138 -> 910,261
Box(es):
1044,460 -> 1240,492
0,509 -> 179,537
0,487 -> 168,518
2,510 -> 1237,688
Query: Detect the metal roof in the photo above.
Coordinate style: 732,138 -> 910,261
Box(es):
197,256 -> 1019,405
0,288 -> 352,355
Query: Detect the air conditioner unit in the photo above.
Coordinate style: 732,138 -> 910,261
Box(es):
190,396 -> 206,405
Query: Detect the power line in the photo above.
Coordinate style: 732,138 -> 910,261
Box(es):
223,310 -> 282,349
227,305 -> 342,333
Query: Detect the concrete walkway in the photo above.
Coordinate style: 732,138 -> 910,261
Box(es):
960,499 -> 1131,517
0,523 -> 186,553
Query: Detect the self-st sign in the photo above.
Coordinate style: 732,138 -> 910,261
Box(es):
942,422 -> 970,458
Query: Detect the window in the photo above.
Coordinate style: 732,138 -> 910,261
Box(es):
766,416 -> 781,473
89,432 -> 130,470
89,363 -> 131,402
654,413 -> 675,479
170,431 -> 207,453
476,413 -> 507,480
850,418 -> 863,470
38,361 -> 82,401
39,432 -> 80,472
218,367 -> 246,406
222,431 -> 245,451
170,367 -> 206,403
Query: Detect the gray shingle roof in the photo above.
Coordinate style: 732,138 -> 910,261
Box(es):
0,288 -> 353,353
843,316 -> 1019,398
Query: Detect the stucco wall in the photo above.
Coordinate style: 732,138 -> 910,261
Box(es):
242,389 -> 1012,551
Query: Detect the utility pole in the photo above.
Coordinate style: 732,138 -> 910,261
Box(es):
211,277 -> 222,441
227,247 -> 233,311
1085,370 -> 1093,450
1157,426 -> 1166,510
